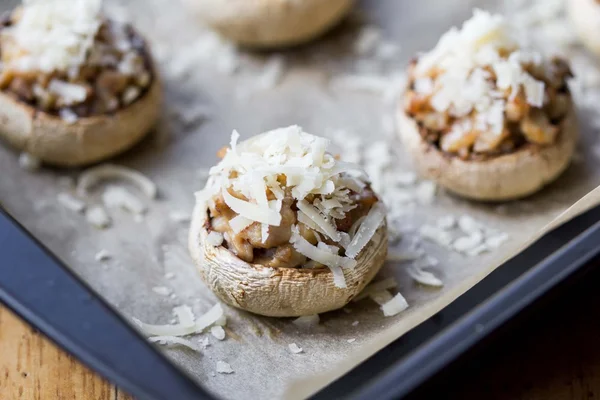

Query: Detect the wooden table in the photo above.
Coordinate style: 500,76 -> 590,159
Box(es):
1,275 -> 599,400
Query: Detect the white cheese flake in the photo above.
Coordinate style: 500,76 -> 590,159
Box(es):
210,325 -> 226,341
85,206 -> 111,229
288,343 -> 304,354
292,315 -> 320,329
149,336 -> 203,353
216,361 -> 234,374
381,293 -> 409,317
407,266 -> 444,288
152,286 -> 171,296
353,277 -> 398,301
57,193 -> 86,213
102,186 -> 147,215
94,249 -> 111,262
77,164 -> 157,199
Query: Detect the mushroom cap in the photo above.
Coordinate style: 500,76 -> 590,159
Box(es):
0,72 -> 162,167
184,0 -> 354,48
188,201 -> 388,317
395,106 -> 578,201
568,0 -> 600,57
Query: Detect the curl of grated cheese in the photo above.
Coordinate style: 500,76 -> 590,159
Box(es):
1,0 -> 103,73
201,126 -> 385,288
412,9 -> 547,137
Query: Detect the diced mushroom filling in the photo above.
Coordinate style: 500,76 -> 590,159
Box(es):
401,10 -> 575,161
404,58 -> 573,160
0,12 -> 153,118
208,183 -> 378,269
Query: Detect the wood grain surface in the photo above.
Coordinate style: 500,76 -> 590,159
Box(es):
1,272 -> 600,400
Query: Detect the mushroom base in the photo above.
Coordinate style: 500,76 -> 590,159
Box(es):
184,0 -> 354,48
0,74 -> 162,167
396,107 -> 578,201
189,203 -> 388,317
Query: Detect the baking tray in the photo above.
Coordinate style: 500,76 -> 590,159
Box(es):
2,202 -> 599,399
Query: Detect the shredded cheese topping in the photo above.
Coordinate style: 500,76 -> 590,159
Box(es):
200,126 -> 385,288
410,10 -> 550,148
1,0 -> 103,73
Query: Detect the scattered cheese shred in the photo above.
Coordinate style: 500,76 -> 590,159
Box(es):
296,200 -> 341,242
133,303 -> 225,337
77,164 -> 157,199
85,206 -> 111,229
229,215 -> 253,233
57,193 -> 86,213
345,202 -> 386,259
216,361 -> 234,374
407,267 -> 444,288
288,343 -> 304,354
102,186 -> 147,215
381,293 -> 409,317
2,0 -> 102,73
210,325 -> 226,341
290,226 -> 356,287
94,249 -> 111,262
222,189 -> 281,226
353,277 -> 398,301
148,336 -> 203,353
292,315 -> 320,329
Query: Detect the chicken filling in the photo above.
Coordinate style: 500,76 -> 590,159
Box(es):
208,182 -> 378,269
404,58 -> 573,160
0,14 -> 153,118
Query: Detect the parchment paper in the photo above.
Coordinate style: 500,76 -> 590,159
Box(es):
2,1 -> 600,399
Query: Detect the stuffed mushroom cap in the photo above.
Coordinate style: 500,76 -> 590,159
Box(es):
397,10 -> 577,201
189,126 -> 388,317
183,0 -> 354,48
0,0 -> 161,166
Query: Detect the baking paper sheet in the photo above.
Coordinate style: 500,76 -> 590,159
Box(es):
2,0 -> 600,399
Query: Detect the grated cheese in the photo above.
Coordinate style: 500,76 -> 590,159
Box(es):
57,192 -> 86,213
210,325 -> 226,341
292,315 -> 320,329
102,186 -> 147,215
412,10 -> 548,142
1,0 -> 102,73
203,126 -> 378,271
407,266 -> 444,288
216,361 -> 234,374
380,293 -> 409,317
94,249 -> 111,262
345,202 -> 386,259
85,206 -> 111,229
149,336 -> 203,353
173,305 -> 195,327
206,231 -> 224,247
288,343 -> 304,354
152,286 -> 171,296
77,164 -> 158,199
290,226 -> 356,285
133,303 -> 225,337
453,232 -> 484,253
353,277 -> 398,301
